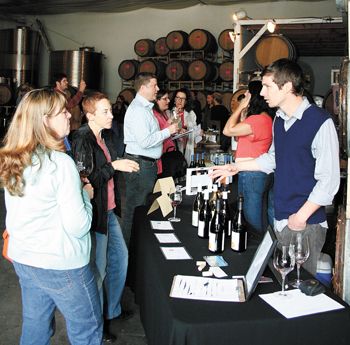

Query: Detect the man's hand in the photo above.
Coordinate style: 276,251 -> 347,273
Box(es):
112,159 -> 140,172
79,80 -> 86,93
288,213 -> 306,231
209,164 -> 238,181
83,183 -> 94,200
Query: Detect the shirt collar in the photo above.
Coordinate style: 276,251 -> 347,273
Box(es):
276,97 -> 311,121
136,93 -> 154,109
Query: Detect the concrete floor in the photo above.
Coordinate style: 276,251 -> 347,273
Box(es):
0,188 -> 148,345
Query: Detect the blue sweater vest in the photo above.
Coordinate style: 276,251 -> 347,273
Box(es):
274,105 -> 330,224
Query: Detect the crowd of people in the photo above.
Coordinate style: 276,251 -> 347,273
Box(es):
0,58 -> 340,344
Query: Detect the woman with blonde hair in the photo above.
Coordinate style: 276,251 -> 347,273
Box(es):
0,89 -> 103,345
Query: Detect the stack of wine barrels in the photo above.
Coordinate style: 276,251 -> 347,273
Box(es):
117,29 -> 298,112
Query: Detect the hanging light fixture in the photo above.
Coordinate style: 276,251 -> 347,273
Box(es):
232,10 -> 247,21
267,19 -> 276,33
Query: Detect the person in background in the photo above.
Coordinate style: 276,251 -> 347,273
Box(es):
210,92 -> 231,151
202,91 -> 214,130
112,94 -> 128,158
169,88 -> 197,165
0,89 -> 102,344
212,59 -> 340,276
123,72 -> 178,246
54,72 -> 86,131
190,90 -> 203,125
15,83 -> 34,105
71,92 -> 139,343
153,89 -> 176,177
223,80 -> 275,232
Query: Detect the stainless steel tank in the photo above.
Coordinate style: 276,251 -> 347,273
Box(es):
49,47 -> 104,91
0,26 -> 40,88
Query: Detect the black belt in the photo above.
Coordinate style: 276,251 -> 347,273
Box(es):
126,153 -> 157,162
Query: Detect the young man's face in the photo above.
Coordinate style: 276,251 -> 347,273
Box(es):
260,74 -> 289,109
56,77 -> 69,92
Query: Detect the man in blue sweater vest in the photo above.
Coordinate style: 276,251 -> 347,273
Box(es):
212,59 -> 340,276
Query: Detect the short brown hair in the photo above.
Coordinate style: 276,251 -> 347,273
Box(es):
82,92 -> 109,114
134,72 -> 157,92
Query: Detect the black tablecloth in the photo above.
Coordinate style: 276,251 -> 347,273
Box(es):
129,195 -> 350,345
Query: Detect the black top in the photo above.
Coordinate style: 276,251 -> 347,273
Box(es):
71,123 -> 119,234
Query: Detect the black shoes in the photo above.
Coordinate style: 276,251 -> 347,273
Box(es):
102,331 -> 117,343
115,309 -> 134,321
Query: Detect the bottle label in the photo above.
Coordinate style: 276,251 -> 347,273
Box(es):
231,232 -> 240,251
209,231 -> 217,252
192,211 -> 199,227
227,220 -> 232,236
198,221 -> 205,237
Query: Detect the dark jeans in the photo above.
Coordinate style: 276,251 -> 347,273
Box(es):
122,157 -> 157,246
238,171 -> 274,233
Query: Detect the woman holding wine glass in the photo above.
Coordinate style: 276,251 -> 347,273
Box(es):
0,89 -> 102,344
169,88 -> 197,166
71,92 -> 139,343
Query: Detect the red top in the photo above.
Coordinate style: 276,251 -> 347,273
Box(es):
236,113 -> 273,158
153,109 -> 176,153
97,138 -> 116,211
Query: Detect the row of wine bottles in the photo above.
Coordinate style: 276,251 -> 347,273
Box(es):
188,153 -> 233,170
192,183 -> 247,254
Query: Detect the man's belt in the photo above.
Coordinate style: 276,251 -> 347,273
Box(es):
126,153 -> 157,162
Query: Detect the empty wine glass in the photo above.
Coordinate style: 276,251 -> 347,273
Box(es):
273,243 -> 295,296
168,186 -> 182,222
289,233 -> 310,288
74,150 -> 94,179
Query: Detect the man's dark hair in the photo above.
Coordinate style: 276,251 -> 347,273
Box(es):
261,58 -> 304,96
53,72 -> 68,84
134,72 -> 157,92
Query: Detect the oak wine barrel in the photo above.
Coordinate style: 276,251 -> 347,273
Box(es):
119,88 -> 136,105
0,84 -> 13,105
188,29 -> 218,53
255,34 -> 296,69
118,59 -> 140,81
134,39 -> 155,57
188,59 -> 218,81
166,31 -> 189,51
154,37 -> 169,56
219,61 -> 234,82
218,29 -> 235,52
165,60 -> 189,81
139,59 -> 166,81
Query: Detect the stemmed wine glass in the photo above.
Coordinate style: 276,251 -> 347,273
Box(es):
273,243 -> 296,296
168,186 -> 182,222
289,233 -> 310,288
74,150 -> 94,180
170,109 -> 182,130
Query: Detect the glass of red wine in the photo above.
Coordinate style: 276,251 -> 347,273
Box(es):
168,186 -> 182,222
74,150 -> 94,180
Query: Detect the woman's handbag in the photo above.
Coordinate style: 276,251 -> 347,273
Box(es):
160,148 -> 188,179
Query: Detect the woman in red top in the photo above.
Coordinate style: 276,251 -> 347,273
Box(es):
153,90 -> 176,176
223,80 -> 276,232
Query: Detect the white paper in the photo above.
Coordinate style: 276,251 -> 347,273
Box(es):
155,233 -> 180,244
210,266 -> 228,278
170,275 -> 244,302
259,289 -> 345,318
150,220 -> 174,230
160,247 -> 192,260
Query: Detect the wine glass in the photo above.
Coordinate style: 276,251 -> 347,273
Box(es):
168,186 -> 182,222
273,243 -> 295,296
74,150 -> 94,180
289,233 -> 310,288
170,109 -> 182,130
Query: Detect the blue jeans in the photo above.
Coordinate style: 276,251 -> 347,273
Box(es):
122,157 -> 157,246
93,210 -> 128,320
238,171 -> 273,232
13,262 -> 102,345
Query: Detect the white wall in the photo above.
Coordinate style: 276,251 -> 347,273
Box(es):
0,0 -> 343,99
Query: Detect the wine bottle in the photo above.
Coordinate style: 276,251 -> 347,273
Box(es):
192,184 -> 203,227
220,191 -> 231,237
195,153 -> 200,168
231,194 -> 247,252
198,189 -> 211,239
189,154 -> 195,169
209,183 -> 218,211
200,152 -> 206,168
209,199 -> 225,253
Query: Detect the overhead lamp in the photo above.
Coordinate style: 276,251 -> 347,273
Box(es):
232,10 -> 247,21
228,31 -> 240,43
267,19 -> 276,33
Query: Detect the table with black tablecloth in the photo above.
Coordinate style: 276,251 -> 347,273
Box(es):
128,195 -> 350,345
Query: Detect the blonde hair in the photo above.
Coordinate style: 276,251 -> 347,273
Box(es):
0,89 -> 67,196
